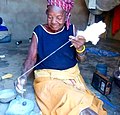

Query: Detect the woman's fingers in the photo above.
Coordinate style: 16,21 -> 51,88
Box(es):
69,35 -> 85,49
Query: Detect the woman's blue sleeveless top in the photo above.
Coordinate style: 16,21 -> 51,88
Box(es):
33,24 -> 77,70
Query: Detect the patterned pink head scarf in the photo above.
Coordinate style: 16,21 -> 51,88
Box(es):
47,0 -> 74,30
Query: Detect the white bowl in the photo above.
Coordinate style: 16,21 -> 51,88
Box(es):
0,89 -> 17,103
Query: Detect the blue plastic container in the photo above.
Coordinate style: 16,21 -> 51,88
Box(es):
96,63 -> 107,76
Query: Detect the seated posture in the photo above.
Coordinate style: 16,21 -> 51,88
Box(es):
16,0 -> 107,115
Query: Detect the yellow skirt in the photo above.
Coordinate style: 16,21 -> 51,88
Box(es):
33,64 -> 107,115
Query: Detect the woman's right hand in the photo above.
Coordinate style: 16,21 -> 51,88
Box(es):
15,75 -> 27,94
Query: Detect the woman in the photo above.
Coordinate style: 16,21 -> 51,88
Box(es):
16,0 -> 107,115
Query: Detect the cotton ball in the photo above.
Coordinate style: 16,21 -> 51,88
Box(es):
76,21 -> 106,45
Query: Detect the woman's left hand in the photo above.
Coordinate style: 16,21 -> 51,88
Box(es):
69,35 -> 86,50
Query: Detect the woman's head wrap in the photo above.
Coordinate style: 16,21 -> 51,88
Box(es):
47,0 -> 74,30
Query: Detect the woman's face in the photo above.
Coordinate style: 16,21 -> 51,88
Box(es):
46,6 -> 66,32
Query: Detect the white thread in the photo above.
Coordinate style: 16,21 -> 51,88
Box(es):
18,40 -> 71,78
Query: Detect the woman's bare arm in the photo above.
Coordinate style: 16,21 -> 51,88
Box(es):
22,34 -> 37,76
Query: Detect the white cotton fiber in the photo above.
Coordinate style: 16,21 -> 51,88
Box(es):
77,21 -> 106,45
